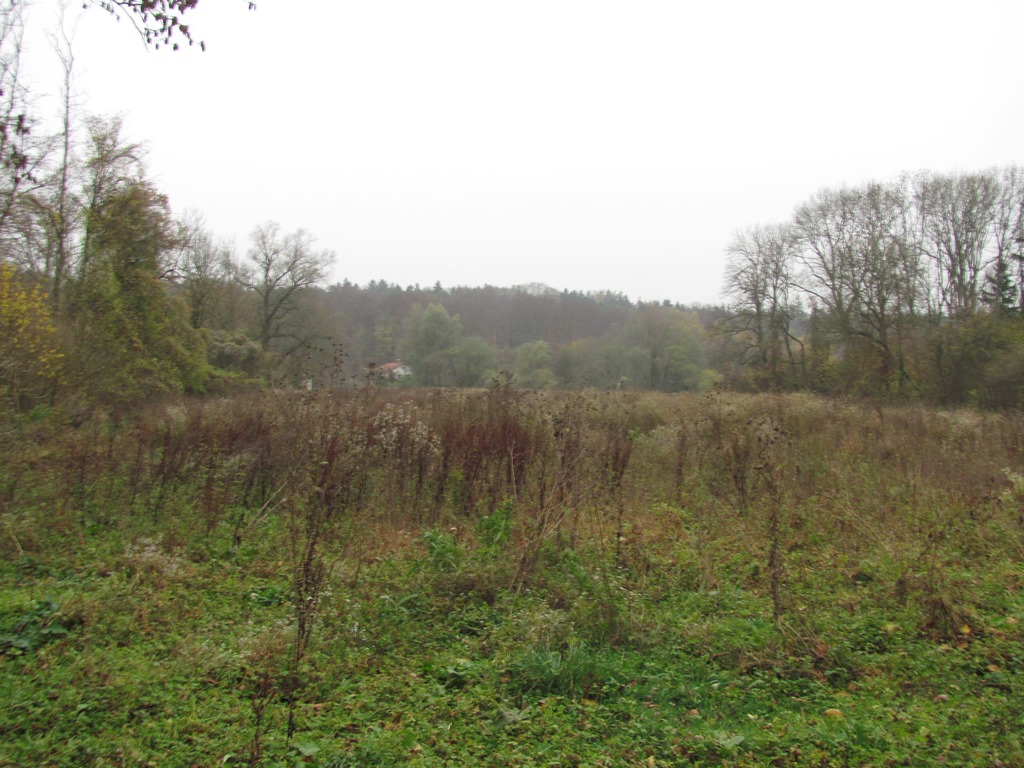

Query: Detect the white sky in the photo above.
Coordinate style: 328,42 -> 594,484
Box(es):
21,0 -> 1024,305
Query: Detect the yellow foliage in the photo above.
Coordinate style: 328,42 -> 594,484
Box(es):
0,263 -> 63,407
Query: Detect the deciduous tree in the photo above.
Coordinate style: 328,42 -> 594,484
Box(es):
59,118 -> 207,402
915,170 -> 999,318
70,179 -> 207,400
399,302 -> 463,386
514,340 -> 556,389
173,210 -> 232,328
236,221 -> 334,353
450,336 -> 498,387
722,223 -> 801,387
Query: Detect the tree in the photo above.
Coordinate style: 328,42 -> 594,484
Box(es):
71,119 -> 209,398
450,336 -> 498,387
173,210 -> 232,328
90,0 -> 257,51
399,302 -> 463,386
846,179 -> 921,388
722,223 -> 801,387
792,187 -> 862,345
237,221 -> 334,352
981,249 -> 1019,315
78,115 -> 144,277
627,305 -> 706,391
514,340 -> 556,389
915,170 -> 999,318
69,177 -> 207,401
37,3 -> 80,306
553,337 -> 608,388
0,2 -> 50,254
991,166 -> 1024,312
791,182 -> 922,393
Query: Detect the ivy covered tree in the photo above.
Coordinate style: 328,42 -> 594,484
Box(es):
65,119 -> 207,402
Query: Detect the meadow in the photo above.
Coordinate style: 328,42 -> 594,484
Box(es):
1,388 -> 1023,767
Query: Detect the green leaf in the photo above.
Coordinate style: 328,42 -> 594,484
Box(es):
294,741 -> 321,757
714,732 -> 745,749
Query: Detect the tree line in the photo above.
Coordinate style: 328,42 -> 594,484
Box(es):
308,281 -> 718,391
718,168 -> 1024,407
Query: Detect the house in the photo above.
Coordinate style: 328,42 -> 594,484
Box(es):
373,361 -> 413,381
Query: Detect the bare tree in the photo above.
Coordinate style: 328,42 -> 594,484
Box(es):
792,182 -> 923,390
792,187 -> 861,338
32,1 -> 82,304
847,180 -> 921,385
237,221 -> 334,352
173,209 -> 234,328
722,222 -> 801,386
914,170 -> 999,317
0,3 -> 52,258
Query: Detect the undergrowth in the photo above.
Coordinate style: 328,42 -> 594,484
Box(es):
1,390 -> 1022,766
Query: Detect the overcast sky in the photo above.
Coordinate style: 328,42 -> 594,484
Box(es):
22,0 -> 1024,305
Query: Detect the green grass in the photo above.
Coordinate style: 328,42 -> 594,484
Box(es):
3,531 -> 1022,766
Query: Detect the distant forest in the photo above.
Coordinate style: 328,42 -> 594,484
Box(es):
248,280 -> 724,393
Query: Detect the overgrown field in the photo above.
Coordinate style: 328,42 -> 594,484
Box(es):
2,389 -> 1023,767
